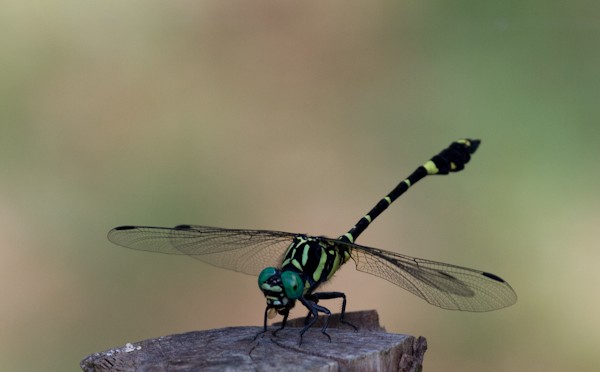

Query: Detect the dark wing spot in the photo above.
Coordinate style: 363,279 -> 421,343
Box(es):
114,225 -> 136,230
174,224 -> 192,230
482,272 -> 505,283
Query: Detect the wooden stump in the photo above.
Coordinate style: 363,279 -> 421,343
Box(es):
81,310 -> 427,371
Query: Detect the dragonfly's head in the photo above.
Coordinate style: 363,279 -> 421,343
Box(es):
258,267 -> 304,315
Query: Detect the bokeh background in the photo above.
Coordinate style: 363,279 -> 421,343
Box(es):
2,1 -> 599,371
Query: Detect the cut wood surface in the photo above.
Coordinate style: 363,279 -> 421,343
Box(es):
81,310 -> 427,372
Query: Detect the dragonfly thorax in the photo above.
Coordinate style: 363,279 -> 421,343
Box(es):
258,267 -> 304,311
281,235 -> 352,293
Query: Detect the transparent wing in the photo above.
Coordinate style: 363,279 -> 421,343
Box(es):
107,225 -> 298,276
321,238 -> 517,312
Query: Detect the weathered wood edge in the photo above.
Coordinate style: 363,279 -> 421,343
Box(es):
81,310 -> 427,371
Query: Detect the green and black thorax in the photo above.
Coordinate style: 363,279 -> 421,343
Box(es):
258,235 -> 351,311
282,235 -> 352,292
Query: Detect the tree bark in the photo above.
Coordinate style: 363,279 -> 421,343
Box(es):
81,310 -> 427,371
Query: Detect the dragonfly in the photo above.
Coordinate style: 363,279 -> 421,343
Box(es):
108,139 -> 517,344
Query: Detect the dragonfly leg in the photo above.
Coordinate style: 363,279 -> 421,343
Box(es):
253,306 -> 271,340
303,311 -> 313,326
312,292 -> 358,331
299,297 -> 332,344
272,309 -> 289,337
303,294 -> 319,325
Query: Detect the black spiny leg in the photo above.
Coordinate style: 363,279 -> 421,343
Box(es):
302,293 -> 319,326
313,302 -> 333,342
312,292 -> 358,331
298,297 -> 333,344
272,309 -> 289,337
303,310 -> 314,326
254,306 -> 271,340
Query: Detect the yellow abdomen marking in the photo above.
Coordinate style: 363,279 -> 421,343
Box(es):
423,160 -> 439,175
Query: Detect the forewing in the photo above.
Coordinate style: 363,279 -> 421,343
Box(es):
107,225 -> 297,276
331,239 -> 517,311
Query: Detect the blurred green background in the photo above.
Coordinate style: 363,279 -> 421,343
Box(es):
2,1 -> 599,371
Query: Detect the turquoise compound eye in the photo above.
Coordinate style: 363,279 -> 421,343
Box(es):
258,267 -> 278,287
281,271 -> 304,299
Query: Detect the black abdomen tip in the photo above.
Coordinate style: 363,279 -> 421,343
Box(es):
467,139 -> 481,153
